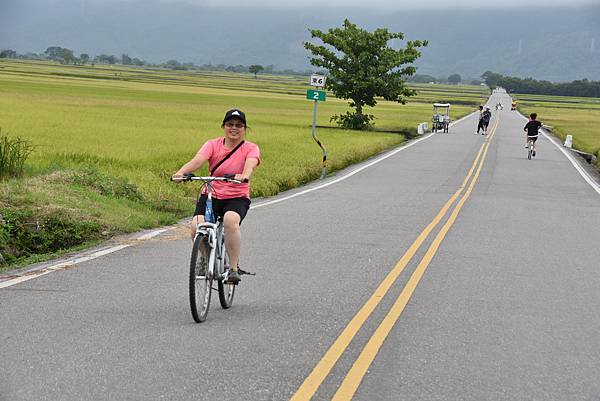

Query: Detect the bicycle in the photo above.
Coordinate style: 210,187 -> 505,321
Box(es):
526,135 -> 538,160
171,173 -> 251,323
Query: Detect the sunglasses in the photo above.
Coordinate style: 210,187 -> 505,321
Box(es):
224,122 -> 245,129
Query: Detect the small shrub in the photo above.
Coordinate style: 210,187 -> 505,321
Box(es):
330,112 -> 375,130
0,129 -> 34,180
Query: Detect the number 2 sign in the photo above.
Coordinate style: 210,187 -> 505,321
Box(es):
306,90 -> 326,101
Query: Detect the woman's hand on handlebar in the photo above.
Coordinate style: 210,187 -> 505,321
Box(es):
171,173 -> 194,182
234,174 -> 249,183
222,173 -> 248,183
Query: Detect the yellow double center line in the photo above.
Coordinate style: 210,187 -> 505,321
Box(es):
291,116 -> 500,401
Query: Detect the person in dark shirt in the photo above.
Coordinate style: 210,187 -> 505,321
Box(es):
524,112 -> 542,156
481,106 -> 492,135
476,105 -> 484,134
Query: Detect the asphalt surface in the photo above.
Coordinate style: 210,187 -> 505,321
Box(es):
2,91 -> 600,401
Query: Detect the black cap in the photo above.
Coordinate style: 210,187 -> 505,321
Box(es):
222,109 -> 246,126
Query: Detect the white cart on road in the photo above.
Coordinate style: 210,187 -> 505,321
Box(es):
432,103 -> 451,133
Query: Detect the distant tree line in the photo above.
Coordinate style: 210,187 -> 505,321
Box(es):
0,46 -> 318,76
481,71 -> 600,98
408,73 -> 483,85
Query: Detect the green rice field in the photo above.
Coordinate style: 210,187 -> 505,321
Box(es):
0,59 -> 488,267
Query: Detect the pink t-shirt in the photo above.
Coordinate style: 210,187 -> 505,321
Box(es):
199,138 -> 261,199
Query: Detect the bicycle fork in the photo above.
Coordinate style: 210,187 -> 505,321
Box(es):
195,223 -> 218,279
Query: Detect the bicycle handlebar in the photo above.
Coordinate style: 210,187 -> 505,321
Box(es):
170,173 -> 248,184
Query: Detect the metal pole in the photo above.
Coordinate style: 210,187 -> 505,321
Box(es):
311,98 -> 327,179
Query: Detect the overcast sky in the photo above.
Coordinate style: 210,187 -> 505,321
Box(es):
55,0 -> 598,9
3,0 -> 596,13
161,0 -> 597,8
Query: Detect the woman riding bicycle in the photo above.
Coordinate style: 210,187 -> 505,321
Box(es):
172,109 -> 260,284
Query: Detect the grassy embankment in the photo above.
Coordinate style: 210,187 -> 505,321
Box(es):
0,59 -> 487,269
515,94 -> 600,168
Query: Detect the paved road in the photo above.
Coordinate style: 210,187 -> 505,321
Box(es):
2,92 -> 600,401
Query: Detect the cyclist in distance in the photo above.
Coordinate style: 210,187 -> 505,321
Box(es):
172,109 -> 260,284
524,112 -> 542,156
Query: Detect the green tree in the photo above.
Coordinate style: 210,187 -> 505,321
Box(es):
447,73 -> 461,84
121,54 -> 132,65
249,64 -> 264,78
95,54 -> 117,64
0,49 -> 17,58
44,46 -> 75,64
304,19 -> 427,130
79,53 -> 90,64
481,71 -> 503,89
165,59 -> 182,70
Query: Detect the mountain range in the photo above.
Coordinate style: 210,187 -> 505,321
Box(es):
1,1 -> 599,82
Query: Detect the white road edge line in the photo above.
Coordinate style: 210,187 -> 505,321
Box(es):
518,113 -> 600,195
1,112 -> 477,288
0,231 -> 167,288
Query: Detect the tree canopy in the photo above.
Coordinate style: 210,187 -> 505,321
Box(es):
0,49 -> 17,58
44,46 -> 75,64
481,71 -> 503,89
447,74 -> 461,84
249,64 -> 264,78
304,19 -> 427,130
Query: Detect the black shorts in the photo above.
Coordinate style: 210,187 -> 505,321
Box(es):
194,194 -> 251,223
527,135 -> 538,143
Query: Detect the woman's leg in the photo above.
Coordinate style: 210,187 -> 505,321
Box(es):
191,215 -> 205,240
191,195 -> 208,240
223,211 -> 242,272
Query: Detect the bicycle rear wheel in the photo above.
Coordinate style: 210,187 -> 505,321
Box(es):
218,250 -> 235,309
528,144 -> 532,160
189,234 -> 212,323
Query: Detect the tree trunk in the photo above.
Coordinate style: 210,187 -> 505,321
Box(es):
354,100 -> 362,116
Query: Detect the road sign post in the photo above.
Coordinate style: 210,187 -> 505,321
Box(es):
307,75 -> 328,179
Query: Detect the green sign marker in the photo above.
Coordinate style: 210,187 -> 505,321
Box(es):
306,90 -> 326,102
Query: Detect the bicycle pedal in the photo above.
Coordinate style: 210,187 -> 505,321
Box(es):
238,269 -> 256,276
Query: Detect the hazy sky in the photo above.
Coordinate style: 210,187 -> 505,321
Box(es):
76,0 -> 600,9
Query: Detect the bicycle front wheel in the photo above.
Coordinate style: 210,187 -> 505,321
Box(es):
218,251 -> 235,309
189,234 -> 212,323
